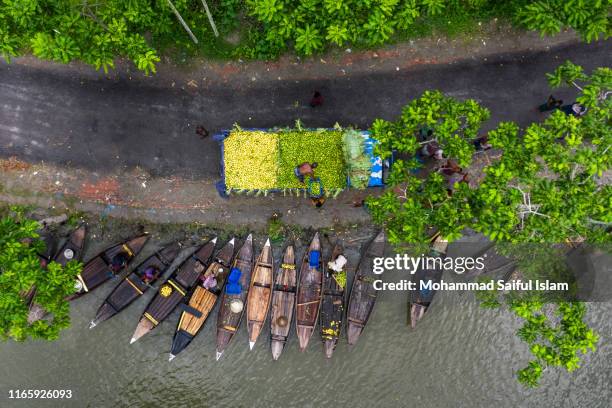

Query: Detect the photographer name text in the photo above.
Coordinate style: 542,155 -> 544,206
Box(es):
373,279 -> 569,292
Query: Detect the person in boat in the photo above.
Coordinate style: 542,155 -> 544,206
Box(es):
201,264 -> 218,290
327,254 -> 347,276
110,252 -> 129,273
294,162 -> 318,183
142,266 -> 158,284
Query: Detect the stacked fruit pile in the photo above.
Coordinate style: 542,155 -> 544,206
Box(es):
223,129 -> 347,192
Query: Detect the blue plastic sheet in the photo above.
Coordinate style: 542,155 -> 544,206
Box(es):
309,250 -> 321,267
228,267 -> 241,283
226,282 -> 241,295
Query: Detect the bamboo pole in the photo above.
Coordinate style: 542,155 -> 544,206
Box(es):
200,0 -> 219,37
166,0 -> 198,44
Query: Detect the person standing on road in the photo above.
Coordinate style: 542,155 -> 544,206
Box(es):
539,95 -> 563,112
560,102 -> 587,117
196,125 -> 209,139
310,91 -> 324,107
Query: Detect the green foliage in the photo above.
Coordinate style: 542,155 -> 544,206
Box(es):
0,0 -> 244,72
511,299 -> 599,387
367,63 -> 611,247
267,215 -> 285,244
366,90 -> 490,246
1,1 -> 609,68
516,0 -> 611,43
0,208 -> 82,341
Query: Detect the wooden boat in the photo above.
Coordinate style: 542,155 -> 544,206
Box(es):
130,237 -> 218,344
54,225 -> 87,267
296,232 -> 323,352
168,238 -> 235,360
215,234 -> 254,360
346,230 -> 385,346
27,225 -> 87,323
408,235 -> 448,328
270,245 -> 296,361
246,238 -> 274,350
68,234 -> 149,300
320,244 -> 347,358
89,242 -> 182,329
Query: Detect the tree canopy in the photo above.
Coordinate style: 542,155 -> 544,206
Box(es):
0,208 -> 82,341
367,62 -> 611,247
1,1 -> 610,72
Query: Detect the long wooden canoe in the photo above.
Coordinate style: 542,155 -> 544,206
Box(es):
90,242 -> 182,329
68,234 -> 149,300
215,234 -> 254,360
130,238 -> 217,344
246,238 -> 274,350
408,235 -> 448,328
320,244 -> 346,358
28,225 -> 87,323
270,245 -> 296,361
296,232 -> 323,352
169,238 -> 235,360
346,230 -> 385,346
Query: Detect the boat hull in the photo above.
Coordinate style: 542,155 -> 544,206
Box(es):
270,246 -> 296,361
215,235 -> 254,359
320,244 -> 346,358
169,239 -> 235,358
296,233 -> 322,352
91,243 -> 181,327
246,240 -> 274,349
346,231 -> 385,346
70,235 -> 149,300
130,239 -> 216,343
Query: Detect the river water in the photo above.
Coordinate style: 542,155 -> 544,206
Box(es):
1,236 -> 611,408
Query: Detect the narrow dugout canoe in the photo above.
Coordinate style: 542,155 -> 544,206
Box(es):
169,238 -> 235,360
130,238 -> 217,344
246,238 -> 274,350
320,244 -> 346,359
270,245 -> 296,361
68,234 -> 149,300
28,225 -> 87,323
408,235 -> 448,328
296,232 -> 323,352
215,234 -> 254,360
346,230 -> 385,346
89,242 -> 182,329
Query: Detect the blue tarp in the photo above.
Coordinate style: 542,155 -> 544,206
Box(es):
226,283 -> 241,295
309,250 -> 321,267
228,267 -> 241,283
